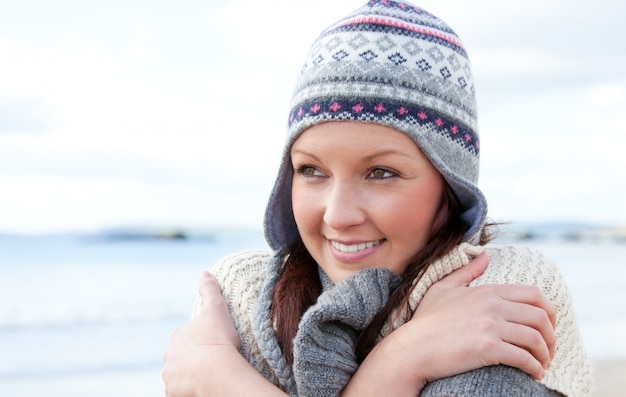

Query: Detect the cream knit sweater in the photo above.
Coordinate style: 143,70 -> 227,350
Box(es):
198,243 -> 594,396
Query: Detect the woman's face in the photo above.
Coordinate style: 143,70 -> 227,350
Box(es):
291,121 -> 445,284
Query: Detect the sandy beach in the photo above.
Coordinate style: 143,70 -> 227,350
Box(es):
593,359 -> 626,397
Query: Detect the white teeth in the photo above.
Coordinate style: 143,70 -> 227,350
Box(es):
331,239 -> 383,253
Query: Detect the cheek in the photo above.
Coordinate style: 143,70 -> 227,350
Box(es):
291,184 -> 320,233
382,183 -> 444,241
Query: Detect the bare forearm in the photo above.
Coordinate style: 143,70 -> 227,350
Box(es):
341,327 -> 427,397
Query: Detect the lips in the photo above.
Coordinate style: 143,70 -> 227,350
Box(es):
330,239 -> 385,253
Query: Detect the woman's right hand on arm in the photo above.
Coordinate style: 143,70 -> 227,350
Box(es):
343,252 -> 556,397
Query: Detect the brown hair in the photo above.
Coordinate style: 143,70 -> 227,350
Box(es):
270,183 -> 490,365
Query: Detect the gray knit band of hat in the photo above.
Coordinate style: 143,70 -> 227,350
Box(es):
264,0 -> 488,251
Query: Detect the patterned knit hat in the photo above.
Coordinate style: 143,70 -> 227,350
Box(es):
264,0 -> 487,251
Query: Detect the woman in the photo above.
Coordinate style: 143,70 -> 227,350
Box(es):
162,1 -> 593,395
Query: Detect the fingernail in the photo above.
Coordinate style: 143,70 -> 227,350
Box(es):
537,369 -> 546,380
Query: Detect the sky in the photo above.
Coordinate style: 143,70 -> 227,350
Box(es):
0,0 -> 625,234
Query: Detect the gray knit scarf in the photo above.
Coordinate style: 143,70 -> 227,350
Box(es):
250,251 -> 561,397
251,250 -> 400,397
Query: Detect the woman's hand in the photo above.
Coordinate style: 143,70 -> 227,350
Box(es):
189,271 -> 241,347
162,271 -> 241,397
410,251 -> 556,382
162,272 -> 287,397
342,252 -> 556,397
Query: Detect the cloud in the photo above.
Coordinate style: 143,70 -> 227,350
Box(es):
0,33 -> 285,233
0,0 -> 625,233
217,0 -> 364,69
480,78 -> 626,224
0,35 -> 284,165
0,96 -> 52,133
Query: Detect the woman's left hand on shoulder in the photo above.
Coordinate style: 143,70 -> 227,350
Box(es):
403,252 -> 556,383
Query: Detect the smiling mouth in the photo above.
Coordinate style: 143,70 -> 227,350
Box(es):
330,239 -> 385,253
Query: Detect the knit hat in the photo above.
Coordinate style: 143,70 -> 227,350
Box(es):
264,0 -> 488,251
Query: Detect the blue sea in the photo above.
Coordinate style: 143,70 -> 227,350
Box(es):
0,230 -> 624,396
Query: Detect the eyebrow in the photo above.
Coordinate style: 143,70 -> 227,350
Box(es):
363,149 -> 416,162
291,147 -> 418,162
290,148 -> 321,161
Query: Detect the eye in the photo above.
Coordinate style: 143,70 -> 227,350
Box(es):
295,164 -> 326,178
368,167 -> 397,180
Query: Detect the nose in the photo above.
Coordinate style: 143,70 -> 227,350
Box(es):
322,181 -> 366,231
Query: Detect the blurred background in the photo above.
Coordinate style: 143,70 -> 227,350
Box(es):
1,0 -> 624,396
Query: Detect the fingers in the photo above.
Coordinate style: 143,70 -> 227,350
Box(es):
170,327 -> 181,342
490,339 -> 547,380
472,306 -> 551,380
438,253 -> 556,366
416,253 -> 557,382
475,285 -> 556,372
436,251 -> 489,289
501,320 -> 552,373
198,271 -> 222,303
500,284 -> 557,329
490,284 -> 556,359
198,271 -> 215,295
